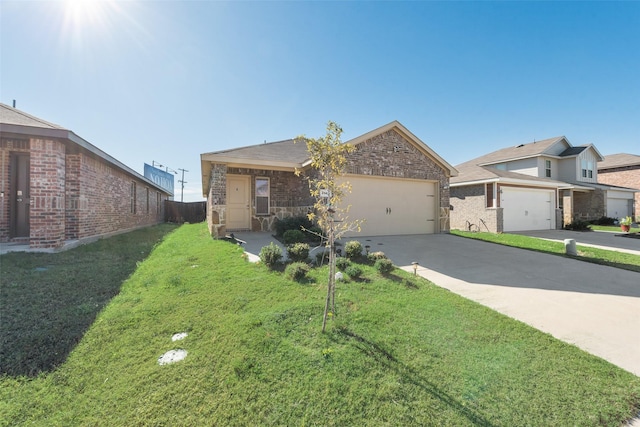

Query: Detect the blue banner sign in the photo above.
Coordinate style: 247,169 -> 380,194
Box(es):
144,163 -> 174,194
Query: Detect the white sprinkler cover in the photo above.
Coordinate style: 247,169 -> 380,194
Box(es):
172,332 -> 188,341
158,349 -> 187,365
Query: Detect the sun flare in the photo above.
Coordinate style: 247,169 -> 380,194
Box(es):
64,0 -> 107,27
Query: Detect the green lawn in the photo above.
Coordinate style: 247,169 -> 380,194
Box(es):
451,230 -> 640,273
589,224 -> 637,233
1,223 -> 639,426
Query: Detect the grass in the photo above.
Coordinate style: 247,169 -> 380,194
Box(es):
1,223 -> 639,426
451,230 -> 640,273
589,224 -> 637,233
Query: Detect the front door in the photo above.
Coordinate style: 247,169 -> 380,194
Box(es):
10,153 -> 30,238
226,175 -> 250,230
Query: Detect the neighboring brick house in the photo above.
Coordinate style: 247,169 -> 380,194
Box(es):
201,121 -> 457,238
0,103 -> 172,250
450,136 -> 636,232
598,153 -> 639,220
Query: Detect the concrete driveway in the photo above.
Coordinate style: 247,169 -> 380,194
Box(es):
234,231 -> 640,377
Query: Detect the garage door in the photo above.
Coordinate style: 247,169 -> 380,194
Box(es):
501,187 -> 555,232
338,175 -> 437,236
607,198 -> 632,219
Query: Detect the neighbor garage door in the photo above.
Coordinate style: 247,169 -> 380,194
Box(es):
338,175 -> 437,236
501,187 -> 555,232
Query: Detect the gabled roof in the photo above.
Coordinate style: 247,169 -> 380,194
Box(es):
451,159 -> 572,189
0,103 -> 172,196
598,153 -> 640,170
201,120 -> 458,197
558,146 -> 587,157
475,136 -> 567,166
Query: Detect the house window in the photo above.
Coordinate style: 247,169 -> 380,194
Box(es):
130,182 -> 137,214
581,160 -> 587,178
545,160 -> 551,178
256,177 -> 270,216
587,161 -> 594,178
486,183 -> 494,208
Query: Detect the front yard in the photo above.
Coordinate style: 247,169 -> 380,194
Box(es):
1,223 -> 639,426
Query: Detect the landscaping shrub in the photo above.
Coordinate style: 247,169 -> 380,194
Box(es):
590,216 -> 617,226
315,250 -> 329,266
367,251 -> 387,264
274,216 -> 313,237
259,242 -> 283,268
564,220 -> 591,231
285,262 -> 310,282
345,265 -> 363,279
335,257 -> 351,271
283,229 -> 306,244
287,243 -> 310,262
344,240 -> 363,260
374,258 -> 394,275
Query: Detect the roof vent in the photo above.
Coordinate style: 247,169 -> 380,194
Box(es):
516,144 -> 524,148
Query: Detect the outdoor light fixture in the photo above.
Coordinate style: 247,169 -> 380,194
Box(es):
412,261 -> 419,276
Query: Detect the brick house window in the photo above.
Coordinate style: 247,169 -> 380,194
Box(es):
131,182 -> 136,214
256,177 -> 270,216
486,183 -> 494,208
545,160 -> 551,178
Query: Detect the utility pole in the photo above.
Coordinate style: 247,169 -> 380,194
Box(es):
178,168 -> 188,202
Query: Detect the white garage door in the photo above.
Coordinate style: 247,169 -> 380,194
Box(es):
501,187 -> 555,232
338,175 -> 437,236
607,198 -> 632,219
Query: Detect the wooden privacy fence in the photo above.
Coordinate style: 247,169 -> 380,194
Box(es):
165,201 -> 206,223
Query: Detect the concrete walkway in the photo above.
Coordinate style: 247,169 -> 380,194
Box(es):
234,232 -> 640,378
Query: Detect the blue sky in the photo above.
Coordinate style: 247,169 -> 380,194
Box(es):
2,1 -> 638,202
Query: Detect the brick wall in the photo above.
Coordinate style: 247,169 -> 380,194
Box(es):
573,188 -> 605,221
0,136 -> 168,249
450,184 -> 502,233
598,166 -> 640,219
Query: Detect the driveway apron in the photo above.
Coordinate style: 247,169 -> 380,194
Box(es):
357,233 -> 640,377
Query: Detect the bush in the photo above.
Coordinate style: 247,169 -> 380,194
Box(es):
564,220 -> 591,231
285,262 -> 310,282
274,216 -> 313,237
287,243 -> 310,262
315,250 -> 329,266
345,265 -> 363,279
590,216 -> 617,226
335,257 -> 351,271
283,229 -> 306,244
259,242 -> 282,268
374,258 -> 394,275
344,240 -> 363,260
367,251 -> 387,264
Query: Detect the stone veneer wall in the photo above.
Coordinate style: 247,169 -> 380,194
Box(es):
344,129 -> 451,232
573,188 -> 605,221
598,166 -> 640,220
449,184 -> 502,233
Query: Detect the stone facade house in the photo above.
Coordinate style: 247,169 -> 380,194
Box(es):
450,136 -> 636,232
0,103 -> 172,250
201,121 -> 457,238
598,153 -> 639,220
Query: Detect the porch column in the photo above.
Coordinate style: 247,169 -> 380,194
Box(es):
563,190 -> 574,226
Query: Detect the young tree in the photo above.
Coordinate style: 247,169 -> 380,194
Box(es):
295,121 -> 362,332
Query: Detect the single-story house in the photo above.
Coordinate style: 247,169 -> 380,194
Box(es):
597,153 -> 639,220
0,103 -> 172,250
201,121 -> 457,238
450,136 -> 636,232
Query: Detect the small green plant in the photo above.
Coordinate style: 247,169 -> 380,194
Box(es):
335,257 -> 351,271
367,251 -> 387,264
285,262 -> 310,282
287,243 -> 310,262
344,240 -> 363,260
619,216 -> 633,226
374,258 -> 394,275
259,242 -> 283,268
590,216 -> 617,226
283,229 -> 306,244
345,265 -> 363,279
275,216 -> 313,237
